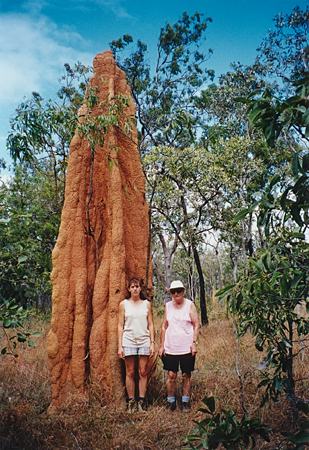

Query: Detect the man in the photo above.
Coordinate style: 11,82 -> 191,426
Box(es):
159,280 -> 199,411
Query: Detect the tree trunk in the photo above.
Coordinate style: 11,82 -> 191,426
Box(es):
158,233 -> 178,303
286,319 -> 295,400
229,243 -> 238,282
216,250 -> 223,289
192,244 -> 208,325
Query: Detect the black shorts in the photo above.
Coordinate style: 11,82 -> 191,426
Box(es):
162,353 -> 195,374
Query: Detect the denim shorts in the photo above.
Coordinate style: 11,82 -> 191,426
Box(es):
123,346 -> 150,357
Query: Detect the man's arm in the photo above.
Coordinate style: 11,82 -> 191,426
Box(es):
190,302 -> 199,356
159,307 -> 168,357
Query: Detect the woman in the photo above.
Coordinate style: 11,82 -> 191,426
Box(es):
118,278 -> 155,412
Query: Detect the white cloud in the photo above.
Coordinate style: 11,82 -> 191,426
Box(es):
0,2 -> 133,162
0,13 -> 92,105
22,0 -> 48,15
63,0 -> 133,19
0,11 -> 94,161
93,0 -> 133,19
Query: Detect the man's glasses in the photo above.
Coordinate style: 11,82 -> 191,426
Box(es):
130,284 -> 140,288
170,288 -> 184,294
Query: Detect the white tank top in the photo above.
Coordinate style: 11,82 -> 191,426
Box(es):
122,299 -> 150,347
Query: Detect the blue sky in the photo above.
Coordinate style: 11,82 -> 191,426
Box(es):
0,0 -> 307,166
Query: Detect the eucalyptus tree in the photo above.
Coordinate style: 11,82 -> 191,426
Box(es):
0,165 -> 59,308
111,12 -> 215,320
193,56 -> 295,278
110,12 -> 214,154
219,71 -> 309,421
255,6 -> 309,86
195,63 -> 267,142
144,144 -> 223,323
143,136 -> 276,322
2,63 -> 90,309
7,62 -> 90,210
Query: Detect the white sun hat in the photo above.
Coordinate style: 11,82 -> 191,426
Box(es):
169,280 -> 185,290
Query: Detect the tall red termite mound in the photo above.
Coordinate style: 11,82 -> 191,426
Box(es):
47,51 -> 151,411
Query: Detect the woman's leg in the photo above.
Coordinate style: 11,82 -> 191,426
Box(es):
124,356 -> 135,398
138,355 -> 149,398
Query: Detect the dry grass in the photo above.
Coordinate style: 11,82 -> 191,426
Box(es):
0,306 -> 308,450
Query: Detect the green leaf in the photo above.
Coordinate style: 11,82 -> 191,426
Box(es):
202,396 -> 216,414
302,154 -> 309,172
31,331 -> 41,337
233,203 -> 257,223
290,431 -> 309,445
3,319 -> 13,328
268,174 -> 281,190
18,255 -> 28,264
292,153 -> 302,177
290,204 -> 303,227
216,284 -> 235,298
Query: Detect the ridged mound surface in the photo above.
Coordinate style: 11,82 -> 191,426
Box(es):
47,51 -> 151,411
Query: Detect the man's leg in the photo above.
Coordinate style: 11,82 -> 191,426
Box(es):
166,370 -> 177,410
162,354 -> 178,410
180,353 -> 195,410
167,370 -> 177,397
181,372 -> 192,410
182,372 -> 192,396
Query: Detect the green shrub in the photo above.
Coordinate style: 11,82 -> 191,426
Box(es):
185,396 -> 270,449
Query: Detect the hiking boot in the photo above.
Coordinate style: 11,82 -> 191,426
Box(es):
126,398 -> 136,413
181,401 -> 191,412
166,400 -> 177,411
137,398 -> 147,412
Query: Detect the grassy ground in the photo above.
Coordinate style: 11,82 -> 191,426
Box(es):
0,305 -> 308,449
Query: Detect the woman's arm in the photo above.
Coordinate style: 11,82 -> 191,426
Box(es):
117,301 -> 125,358
147,301 -> 155,357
